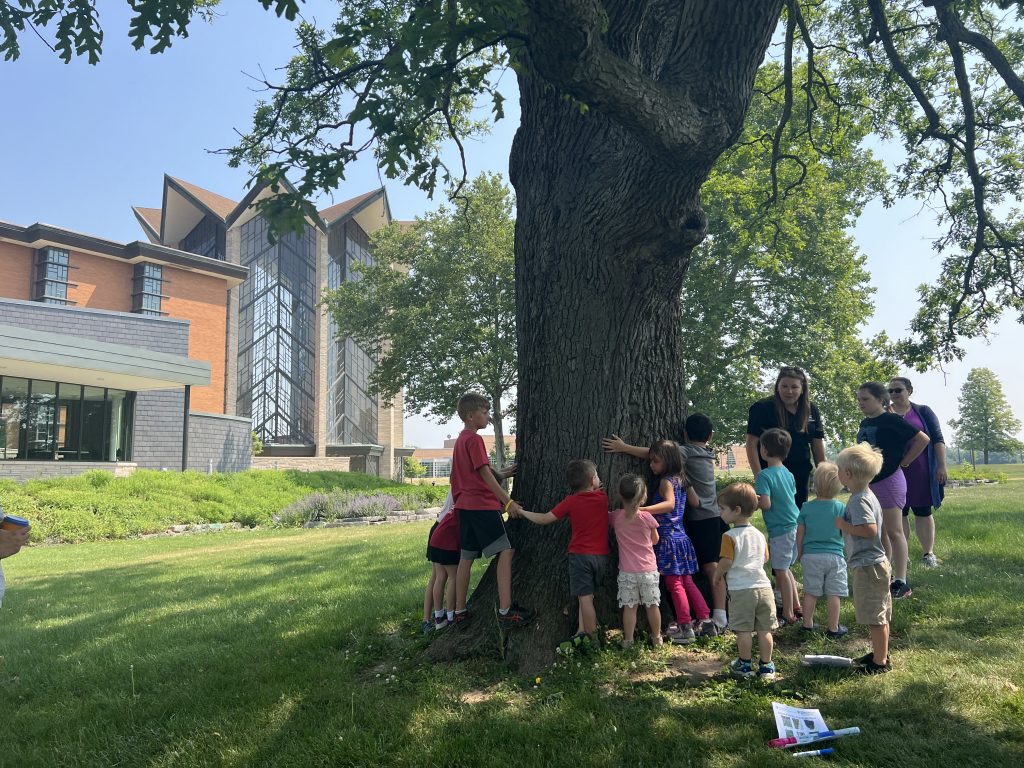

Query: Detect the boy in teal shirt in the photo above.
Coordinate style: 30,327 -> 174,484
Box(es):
755,428 -> 800,625
796,462 -> 848,638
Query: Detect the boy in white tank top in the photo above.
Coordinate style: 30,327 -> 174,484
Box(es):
714,482 -> 777,679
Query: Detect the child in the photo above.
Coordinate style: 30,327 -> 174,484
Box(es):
796,462 -> 849,638
609,473 -> 662,649
422,490 -> 458,633
517,459 -> 609,644
835,442 -> 892,674
641,440 -> 711,644
450,392 -> 534,629
754,428 -> 801,626
714,482 -> 776,680
602,413 -> 729,634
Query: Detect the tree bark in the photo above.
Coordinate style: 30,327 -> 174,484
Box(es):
425,0 -> 783,672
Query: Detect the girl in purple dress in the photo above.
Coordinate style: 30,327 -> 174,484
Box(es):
639,440 -> 711,643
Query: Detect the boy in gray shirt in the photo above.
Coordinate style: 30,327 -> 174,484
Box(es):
835,443 -> 892,674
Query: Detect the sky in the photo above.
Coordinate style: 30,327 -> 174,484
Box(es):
1,2 -> 1021,452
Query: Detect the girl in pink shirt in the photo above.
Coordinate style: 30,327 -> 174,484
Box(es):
609,474 -> 663,648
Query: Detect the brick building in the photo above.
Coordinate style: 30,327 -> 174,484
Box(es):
1,175 -> 407,479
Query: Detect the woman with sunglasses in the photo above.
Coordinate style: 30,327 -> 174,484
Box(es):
746,366 -> 826,508
887,377 -> 947,569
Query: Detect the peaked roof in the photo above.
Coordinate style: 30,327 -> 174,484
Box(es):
132,206 -> 162,238
318,188 -> 384,225
167,176 -> 238,221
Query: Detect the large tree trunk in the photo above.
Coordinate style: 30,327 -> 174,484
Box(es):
426,0 -> 783,672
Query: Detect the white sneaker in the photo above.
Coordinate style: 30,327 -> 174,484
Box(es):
922,553 -> 939,568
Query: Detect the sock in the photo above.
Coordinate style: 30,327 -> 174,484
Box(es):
434,610 -> 445,620
447,610 -> 455,622
712,609 -> 728,628
499,607 -> 510,616
760,659 -> 772,666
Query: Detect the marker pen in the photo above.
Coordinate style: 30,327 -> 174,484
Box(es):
793,747 -> 834,758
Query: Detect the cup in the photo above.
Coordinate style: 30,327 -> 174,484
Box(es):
0,515 -> 29,531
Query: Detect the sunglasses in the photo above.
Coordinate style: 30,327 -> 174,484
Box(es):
888,388 -> 905,394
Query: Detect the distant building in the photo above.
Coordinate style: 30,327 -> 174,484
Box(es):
1,175 -> 409,479
412,435 -> 516,480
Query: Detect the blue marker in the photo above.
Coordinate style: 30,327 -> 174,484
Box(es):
793,747 -> 834,758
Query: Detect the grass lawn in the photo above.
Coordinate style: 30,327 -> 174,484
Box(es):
2,469 -> 1023,766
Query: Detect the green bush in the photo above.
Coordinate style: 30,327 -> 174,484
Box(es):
947,462 -> 1008,483
715,472 -> 755,492
0,469 -> 449,544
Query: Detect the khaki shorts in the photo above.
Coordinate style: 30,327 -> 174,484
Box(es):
853,561 -> 892,626
728,586 -> 777,632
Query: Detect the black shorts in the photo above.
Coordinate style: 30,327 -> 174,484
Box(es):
458,509 -> 512,560
902,505 -> 933,518
568,553 -> 608,597
684,516 -> 730,566
425,522 -> 460,565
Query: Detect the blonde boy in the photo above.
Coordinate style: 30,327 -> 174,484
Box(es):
835,443 -> 892,674
714,482 -> 777,680
796,462 -> 848,638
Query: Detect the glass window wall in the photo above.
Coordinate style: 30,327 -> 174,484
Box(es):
0,377 -> 134,462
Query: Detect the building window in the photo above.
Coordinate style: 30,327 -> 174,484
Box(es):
0,377 -> 133,461
237,215 -> 317,446
33,247 -> 72,305
132,263 -> 166,316
326,220 -> 380,446
180,214 -> 226,260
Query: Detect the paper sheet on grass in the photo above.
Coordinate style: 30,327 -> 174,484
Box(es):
772,702 -> 829,742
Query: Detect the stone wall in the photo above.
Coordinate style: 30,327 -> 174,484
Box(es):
187,412 -> 252,473
250,456 -> 351,472
0,461 -> 136,480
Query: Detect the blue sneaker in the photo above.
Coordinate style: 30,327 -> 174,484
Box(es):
729,658 -> 755,679
758,660 -> 776,680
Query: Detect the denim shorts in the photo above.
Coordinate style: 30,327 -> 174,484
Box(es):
801,553 -> 849,597
768,530 -> 798,571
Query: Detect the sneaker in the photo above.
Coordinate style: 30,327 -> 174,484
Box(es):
671,625 -> 696,645
729,658 -> 755,679
758,660 -> 777,680
696,619 -> 719,639
434,616 -> 449,631
619,638 -> 635,650
420,619 -> 434,635
892,580 -> 913,600
497,605 -> 535,629
922,553 -> 939,568
664,622 -> 683,641
799,624 -> 818,634
451,610 -> 471,628
861,654 -> 892,675
825,625 -> 849,640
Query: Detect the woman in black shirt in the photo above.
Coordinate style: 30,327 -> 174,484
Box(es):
746,366 -> 826,508
856,381 -> 930,600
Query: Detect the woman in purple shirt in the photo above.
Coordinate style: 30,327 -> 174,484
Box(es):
888,377 -> 947,569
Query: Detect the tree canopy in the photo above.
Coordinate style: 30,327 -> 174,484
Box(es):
950,367 -> 1022,463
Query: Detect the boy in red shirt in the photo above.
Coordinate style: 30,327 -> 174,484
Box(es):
451,393 -> 534,630
517,459 -> 609,645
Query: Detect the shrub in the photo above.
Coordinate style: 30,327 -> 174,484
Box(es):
947,463 -> 1008,483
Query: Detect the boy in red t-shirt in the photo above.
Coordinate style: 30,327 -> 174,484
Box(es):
451,393 -> 535,630
517,459 -> 609,645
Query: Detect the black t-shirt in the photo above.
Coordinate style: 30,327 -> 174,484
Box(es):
857,413 -> 921,482
746,398 -> 825,477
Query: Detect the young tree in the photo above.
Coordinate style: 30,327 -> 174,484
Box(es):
8,1 -> 1024,668
950,368 -> 1023,464
322,173 -> 516,466
402,455 -> 427,479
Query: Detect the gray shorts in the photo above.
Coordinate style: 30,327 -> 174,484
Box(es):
768,530 -> 798,571
801,553 -> 849,597
568,553 -> 608,597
